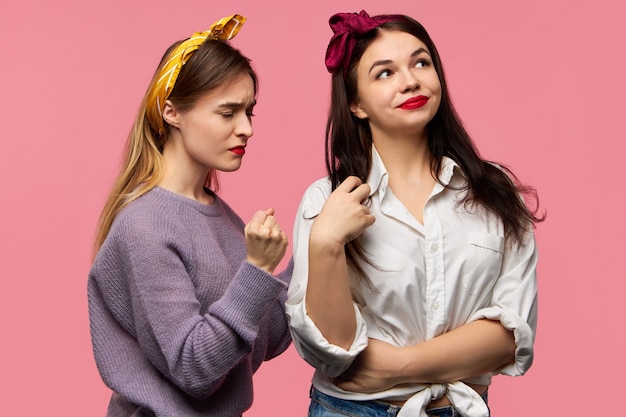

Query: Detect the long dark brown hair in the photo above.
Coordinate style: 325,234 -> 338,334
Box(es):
325,14 -> 544,276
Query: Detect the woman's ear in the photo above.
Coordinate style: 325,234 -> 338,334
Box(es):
350,101 -> 368,119
162,100 -> 180,128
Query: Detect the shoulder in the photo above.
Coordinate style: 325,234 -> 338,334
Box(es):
116,190 -> 175,227
108,189 -> 191,250
298,177 -> 332,220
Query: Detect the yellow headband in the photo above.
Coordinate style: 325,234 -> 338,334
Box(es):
147,14 -> 246,136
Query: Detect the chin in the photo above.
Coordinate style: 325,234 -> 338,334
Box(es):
219,164 -> 243,173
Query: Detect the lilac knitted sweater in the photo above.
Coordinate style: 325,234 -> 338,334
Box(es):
88,187 -> 293,417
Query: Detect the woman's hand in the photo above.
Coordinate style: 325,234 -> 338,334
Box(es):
310,176 -> 375,246
245,208 -> 288,274
334,338 -> 404,393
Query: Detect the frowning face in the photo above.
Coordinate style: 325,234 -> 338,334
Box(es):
164,74 -> 256,174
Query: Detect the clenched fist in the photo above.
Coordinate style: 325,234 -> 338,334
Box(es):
245,208 -> 288,274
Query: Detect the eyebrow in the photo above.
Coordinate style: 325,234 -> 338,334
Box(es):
368,47 -> 431,74
217,100 -> 256,109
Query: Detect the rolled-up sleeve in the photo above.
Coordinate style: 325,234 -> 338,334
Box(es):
469,230 -> 538,376
285,180 -> 369,377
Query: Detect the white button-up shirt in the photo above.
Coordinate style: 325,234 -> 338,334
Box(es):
286,147 -> 538,417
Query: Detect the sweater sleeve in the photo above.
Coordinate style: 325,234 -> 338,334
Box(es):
262,257 -> 294,361
95,212 -> 288,400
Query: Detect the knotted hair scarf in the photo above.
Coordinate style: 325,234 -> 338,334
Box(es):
324,10 -> 396,75
147,14 -> 246,136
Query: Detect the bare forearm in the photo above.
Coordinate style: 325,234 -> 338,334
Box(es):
396,319 -> 516,384
303,177 -> 375,351
305,238 -> 356,349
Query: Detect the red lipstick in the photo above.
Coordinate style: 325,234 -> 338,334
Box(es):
399,95 -> 429,110
229,146 -> 246,156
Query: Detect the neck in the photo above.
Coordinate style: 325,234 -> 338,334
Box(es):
372,131 -> 437,226
159,138 -> 214,205
372,130 -> 433,182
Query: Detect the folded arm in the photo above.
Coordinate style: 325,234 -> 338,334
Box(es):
336,230 -> 539,393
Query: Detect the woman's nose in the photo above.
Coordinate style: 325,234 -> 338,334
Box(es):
236,114 -> 253,138
401,71 -> 420,93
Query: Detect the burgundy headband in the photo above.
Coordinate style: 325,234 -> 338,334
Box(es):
325,10 -> 395,75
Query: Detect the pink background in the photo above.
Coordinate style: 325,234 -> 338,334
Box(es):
1,0 -> 624,415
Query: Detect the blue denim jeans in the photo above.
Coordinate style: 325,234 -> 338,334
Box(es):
308,386 -> 489,417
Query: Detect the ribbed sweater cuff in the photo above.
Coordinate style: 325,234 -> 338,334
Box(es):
210,262 -> 287,339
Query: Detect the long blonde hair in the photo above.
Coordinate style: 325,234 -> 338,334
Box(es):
93,39 -> 257,257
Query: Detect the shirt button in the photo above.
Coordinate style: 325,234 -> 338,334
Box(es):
432,302 -> 440,311
431,243 -> 439,253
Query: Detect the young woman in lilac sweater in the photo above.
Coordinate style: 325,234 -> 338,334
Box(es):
88,14 -> 292,417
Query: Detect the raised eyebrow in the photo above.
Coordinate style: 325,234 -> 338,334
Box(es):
368,47 -> 431,74
368,59 -> 393,75
411,47 -> 431,59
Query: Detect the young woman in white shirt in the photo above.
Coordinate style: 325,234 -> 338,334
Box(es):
286,10 -> 544,417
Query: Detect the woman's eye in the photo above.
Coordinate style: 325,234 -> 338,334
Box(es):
221,112 -> 234,118
415,59 -> 430,68
376,69 -> 391,79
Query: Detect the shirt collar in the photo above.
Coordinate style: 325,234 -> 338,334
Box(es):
439,155 -> 460,186
365,145 -> 388,198
366,145 -> 462,196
